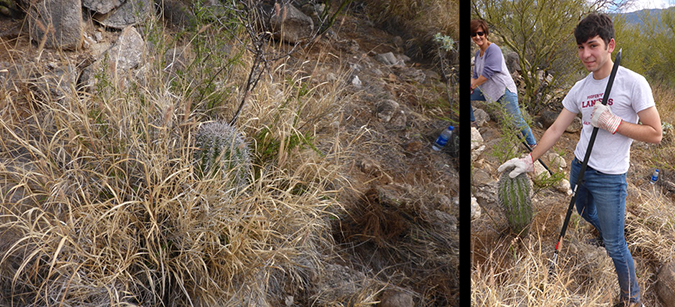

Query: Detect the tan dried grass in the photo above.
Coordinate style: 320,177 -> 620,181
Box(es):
0,16 -> 359,306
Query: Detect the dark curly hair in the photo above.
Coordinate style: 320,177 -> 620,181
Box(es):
574,13 -> 614,46
470,19 -> 489,36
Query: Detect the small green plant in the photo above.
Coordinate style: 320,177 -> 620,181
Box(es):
497,166 -> 533,237
532,170 -> 566,193
433,33 -> 455,53
194,121 -> 252,188
487,102 -> 523,163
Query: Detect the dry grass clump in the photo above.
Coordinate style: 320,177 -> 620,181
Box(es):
473,180 -> 675,306
626,185 -> 675,264
472,231 -> 617,307
0,14 -> 352,307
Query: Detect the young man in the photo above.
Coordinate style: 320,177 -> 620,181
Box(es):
498,13 -> 661,307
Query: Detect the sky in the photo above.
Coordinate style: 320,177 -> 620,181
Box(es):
620,0 -> 675,13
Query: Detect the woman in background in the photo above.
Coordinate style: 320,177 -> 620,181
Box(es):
470,19 -> 537,147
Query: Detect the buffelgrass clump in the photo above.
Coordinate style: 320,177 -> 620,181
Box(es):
0,11 -> 348,307
472,230 -> 617,306
194,120 -> 251,188
626,184 -> 675,264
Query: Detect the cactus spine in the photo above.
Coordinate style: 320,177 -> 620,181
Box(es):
194,121 -> 251,189
497,166 -> 533,236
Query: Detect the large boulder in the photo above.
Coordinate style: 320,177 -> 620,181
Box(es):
93,0 -> 153,29
270,3 -> 314,44
505,51 -> 521,73
28,0 -> 83,50
107,26 -> 146,72
83,0 -> 124,14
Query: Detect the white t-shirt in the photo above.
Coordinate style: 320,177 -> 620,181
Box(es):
562,66 -> 655,174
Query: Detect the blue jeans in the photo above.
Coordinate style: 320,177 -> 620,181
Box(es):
570,157 -> 640,302
470,88 -> 537,146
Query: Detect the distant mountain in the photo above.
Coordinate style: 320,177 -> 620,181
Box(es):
617,8 -> 669,26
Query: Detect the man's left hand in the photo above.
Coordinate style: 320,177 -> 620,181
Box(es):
591,103 -> 622,134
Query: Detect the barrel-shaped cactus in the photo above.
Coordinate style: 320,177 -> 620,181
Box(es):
194,121 -> 251,189
497,166 -> 533,236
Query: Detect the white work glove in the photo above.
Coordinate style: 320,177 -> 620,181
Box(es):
498,154 -> 534,178
590,103 -> 622,134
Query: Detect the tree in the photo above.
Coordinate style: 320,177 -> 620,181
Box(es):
614,7 -> 675,87
471,0 -> 635,114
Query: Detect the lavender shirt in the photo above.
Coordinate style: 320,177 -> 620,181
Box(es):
473,43 -> 518,102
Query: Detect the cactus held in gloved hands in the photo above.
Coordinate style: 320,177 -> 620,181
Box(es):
497,165 -> 533,236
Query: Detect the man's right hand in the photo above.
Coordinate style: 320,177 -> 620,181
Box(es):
498,154 -> 534,178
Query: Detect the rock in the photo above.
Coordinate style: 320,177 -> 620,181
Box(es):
473,108 -> 490,126
393,66 -> 425,83
351,75 -> 362,88
83,0 -> 124,14
270,3 -> 314,44
94,0 -> 153,29
29,0 -> 83,50
470,127 -> 484,150
157,0 -> 196,29
540,109 -> 558,129
505,51 -> 520,73
429,209 -> 458,232
546,152 -> 567,170
376,99 -> 399,122
389,110 -> 407,130
375,52 -> 405,66
79,25 -> 146,91
656,261 -> 675,307
471,196 -> 481,219
556,178 -> 572,195
33,63 -> 78,101
357,158 -> 382,177
336,39 -> 359,54
473,179 -> 498,215
566,116 -> 583,133
379,289 -> 413,307
472,168 -> 493,188
470,127 -> 485,159
471,145 -> 485,160
107,26 -> 145,72
533,160 -> 548,177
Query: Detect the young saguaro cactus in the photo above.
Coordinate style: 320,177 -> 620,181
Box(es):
194,121 -> 252,188
497,166 -> 533,236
